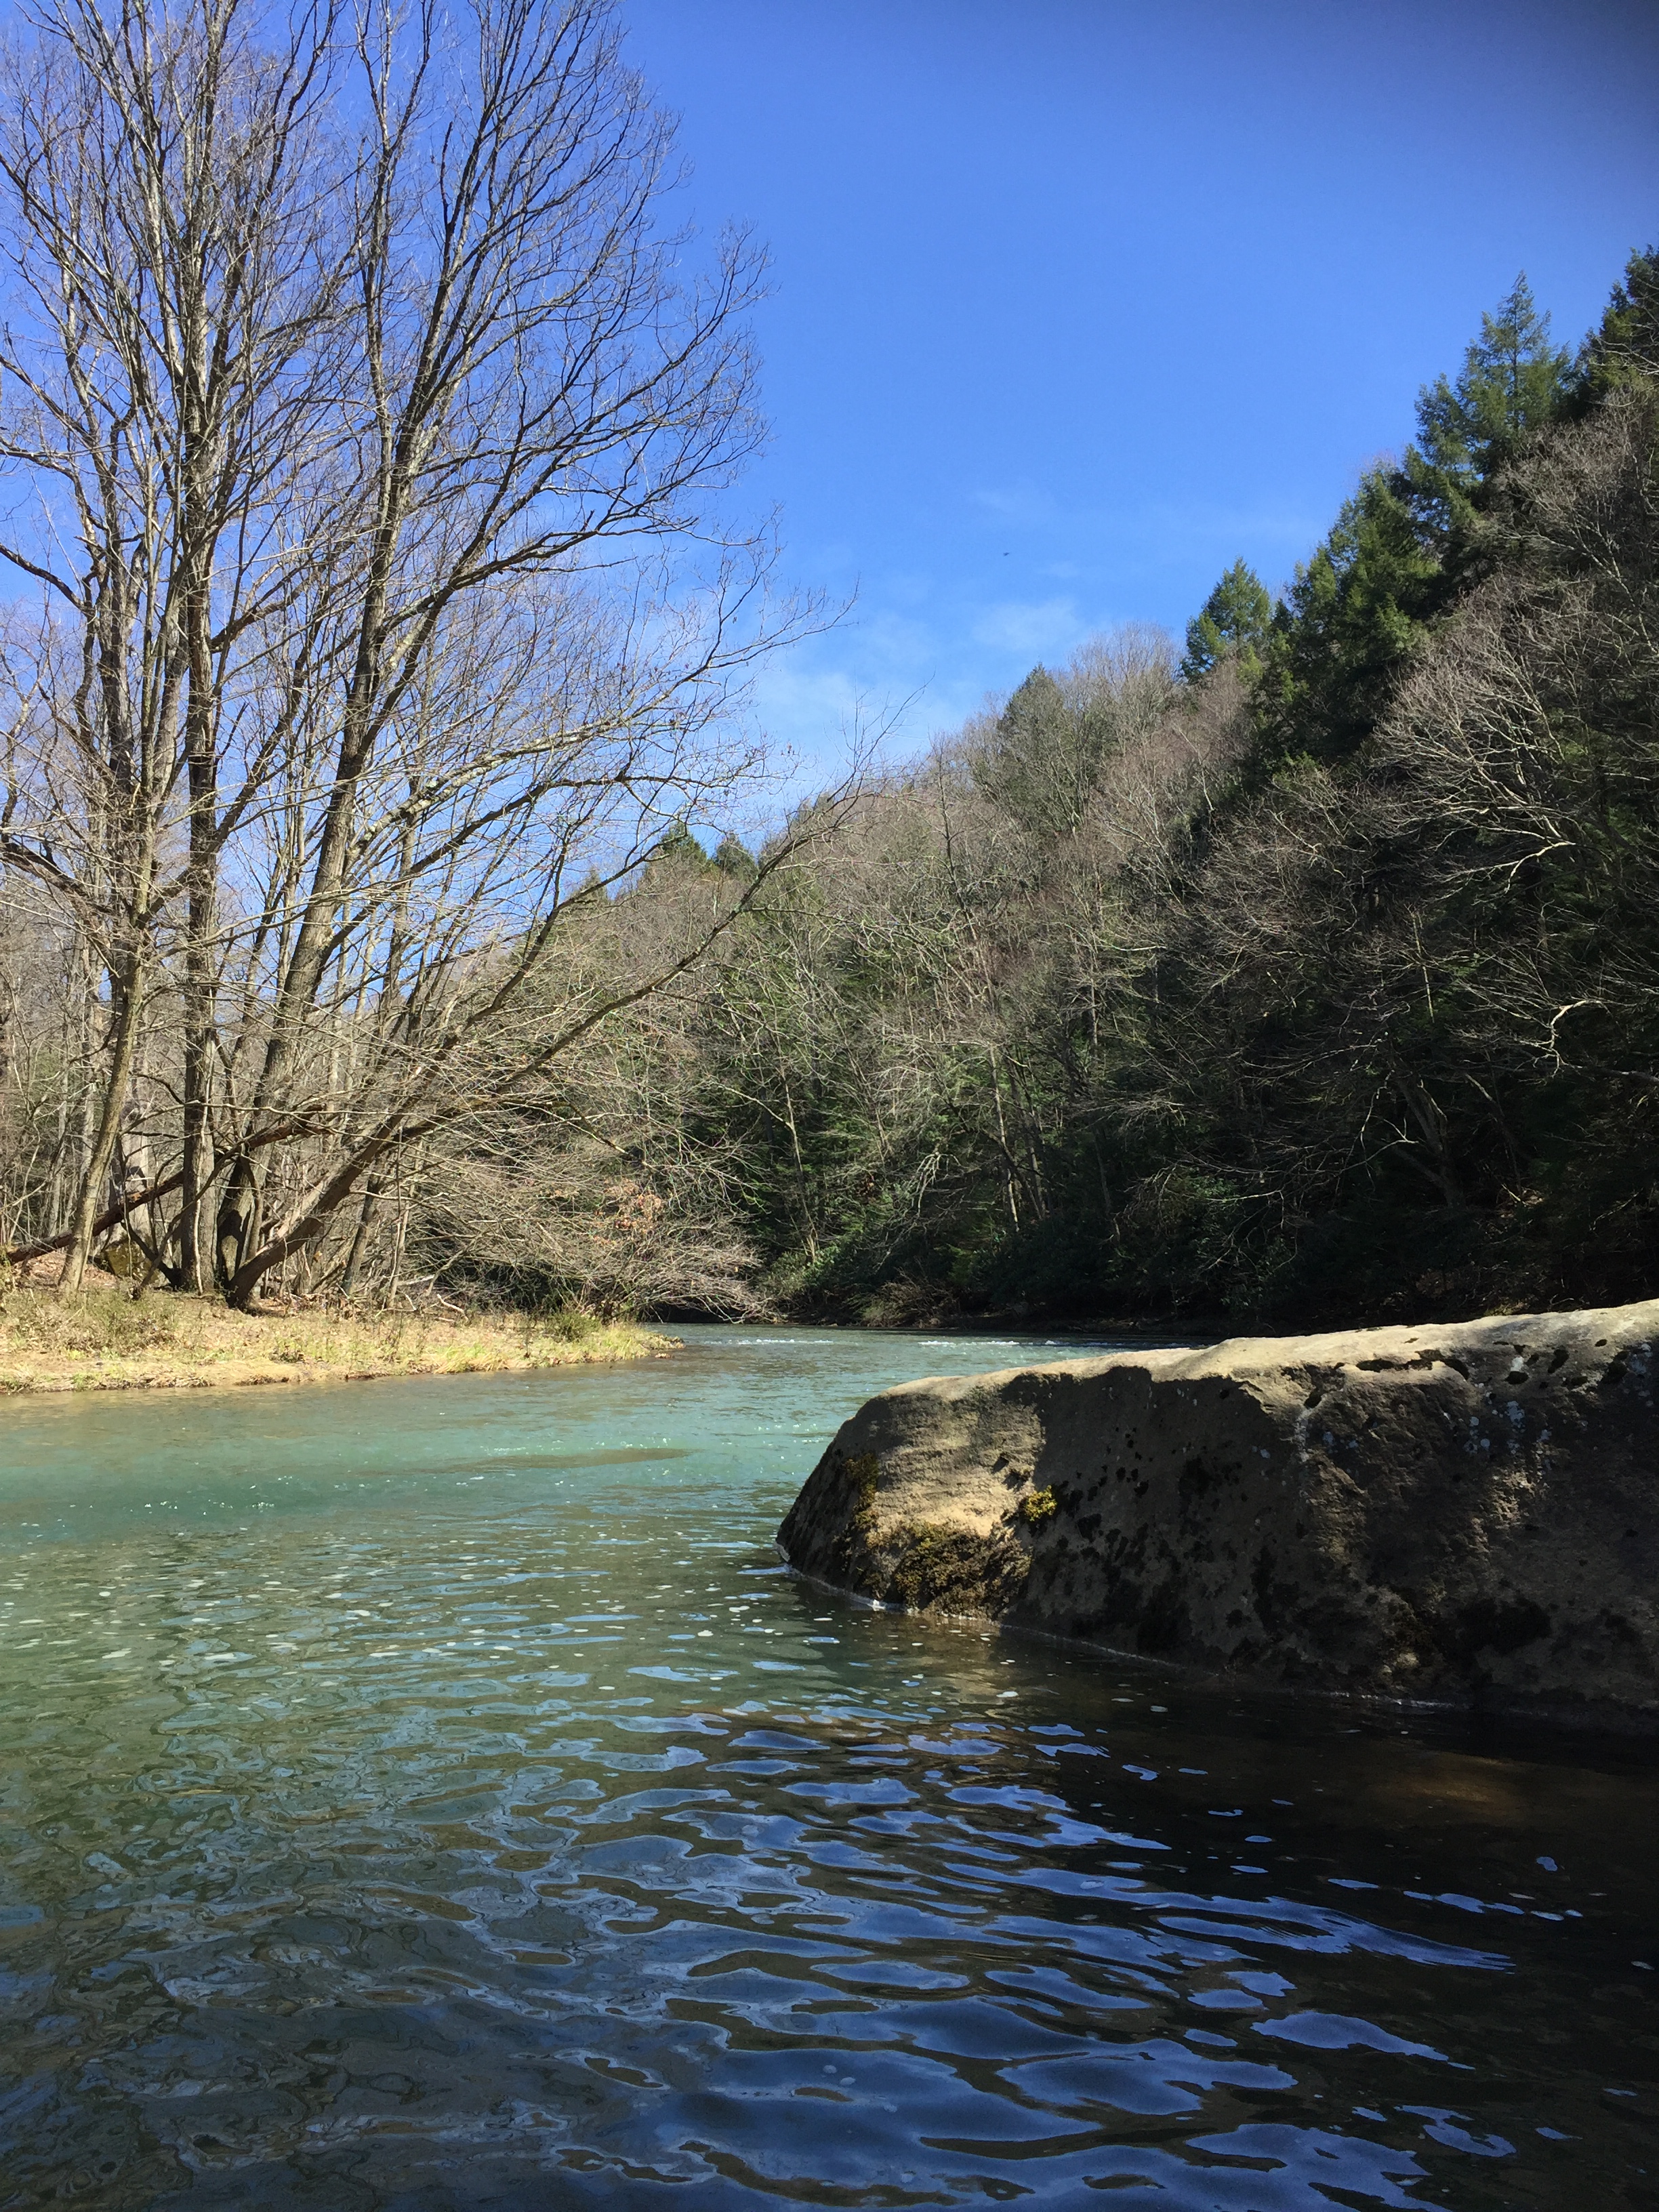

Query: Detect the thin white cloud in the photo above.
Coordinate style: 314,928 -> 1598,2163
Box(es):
970,481 -> 1059,528
970,596 -> 1083,656
855,605 -> 939,670
748,639 -> 994,775
965,478 -> 1328,575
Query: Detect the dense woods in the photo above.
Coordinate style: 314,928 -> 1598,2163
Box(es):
0,0 -> 1652,1328
438,258 -> 1658,1330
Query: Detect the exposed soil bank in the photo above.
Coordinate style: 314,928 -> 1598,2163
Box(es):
777,1298 -> 1659,1725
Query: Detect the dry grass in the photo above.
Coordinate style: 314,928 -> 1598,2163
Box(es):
0,1277 -> 672,1394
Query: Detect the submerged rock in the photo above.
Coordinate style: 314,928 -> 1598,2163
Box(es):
777,1300 -> 1659,1721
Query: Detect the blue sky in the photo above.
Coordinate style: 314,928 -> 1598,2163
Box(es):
619,0 -> 1659,771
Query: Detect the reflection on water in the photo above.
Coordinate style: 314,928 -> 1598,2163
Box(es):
0,1326 -> 1654,2209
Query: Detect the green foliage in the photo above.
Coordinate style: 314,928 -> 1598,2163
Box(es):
1181,559 -> 1272,683
1257,276 -> 1576,771
528,253 -> 1658,1334
968,637 -> 1177,843
972,665 -> 1096,838
648,821 -> 714,872
1411,274 -> 1572,514
1576,245 -> 1659,402
1257,470 -> 1443,760
713,833 -> 758,880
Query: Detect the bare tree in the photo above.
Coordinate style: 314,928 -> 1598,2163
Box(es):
0,0 -> 349,1286
0,0 -> 819,1302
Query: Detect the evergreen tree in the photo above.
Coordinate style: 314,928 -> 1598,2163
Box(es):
713,832 -> 758,881
1181,559 -> 1273,683
1256,278 -> 1574,766
1416,274 -> 1571,475
649,821 -> 714,872
971,665 -> 1080,836
1405,274 -> 1573,548
1576,245 -> 1659,401
998,664 -> 1070,757
1257,470 -> 1442,762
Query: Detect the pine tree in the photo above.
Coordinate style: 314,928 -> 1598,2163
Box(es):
1255,278 -> 1575,766
649,821 -> 714,872
713,833 -> 758,881
1405,274 -> 1573,548
1576,245 -> 1659,401
1181,559 -> 1273,683
1258,470 -> 1443,762
971,665 -> 1081,836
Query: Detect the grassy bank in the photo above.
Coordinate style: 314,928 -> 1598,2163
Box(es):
0,1281 -> 671,1395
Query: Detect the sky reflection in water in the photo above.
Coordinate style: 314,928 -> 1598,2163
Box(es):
0,1325 -> 1654,2209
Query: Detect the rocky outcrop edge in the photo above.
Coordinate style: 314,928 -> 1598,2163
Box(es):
776,1300 -> 1659,1723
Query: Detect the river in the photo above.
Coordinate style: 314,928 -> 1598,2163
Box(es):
0,1324 -> 1653,2209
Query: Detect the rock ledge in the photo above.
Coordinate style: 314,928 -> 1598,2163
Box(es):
777,1300 -> 1659,1721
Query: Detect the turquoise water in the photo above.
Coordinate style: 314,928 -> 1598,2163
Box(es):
0,1324 -> 1654,2210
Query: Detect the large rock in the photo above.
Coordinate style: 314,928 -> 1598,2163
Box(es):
777,1300 -> 1659,1721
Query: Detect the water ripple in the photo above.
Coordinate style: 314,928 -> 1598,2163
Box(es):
1,1332 -> 1654,2207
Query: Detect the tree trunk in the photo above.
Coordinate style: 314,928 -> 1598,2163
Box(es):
180,965 -> 215,1289
215,1153 -> 264,1299
60,952 -> 144,1292
178,595 -> 218,1290
339,1174 -> 386,1296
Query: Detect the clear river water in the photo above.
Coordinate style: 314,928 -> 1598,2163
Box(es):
0,1324 -> 1654,2211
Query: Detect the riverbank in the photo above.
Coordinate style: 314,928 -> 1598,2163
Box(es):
0,1282 -> 670,1394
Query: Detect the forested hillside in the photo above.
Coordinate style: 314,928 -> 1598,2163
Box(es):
422,257 -> 1658,1330
3,207 -> 1655,1328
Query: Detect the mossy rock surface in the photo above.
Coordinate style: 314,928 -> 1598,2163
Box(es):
776,1298 -> 1659,1723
